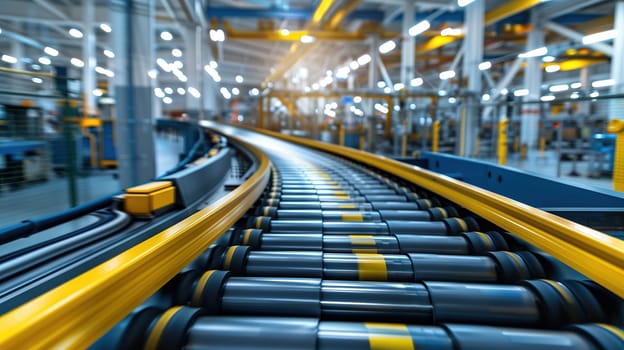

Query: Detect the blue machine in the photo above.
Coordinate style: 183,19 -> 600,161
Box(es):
590,133 -> 616,174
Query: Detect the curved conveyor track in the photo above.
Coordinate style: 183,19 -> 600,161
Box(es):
118,127 -> 623,350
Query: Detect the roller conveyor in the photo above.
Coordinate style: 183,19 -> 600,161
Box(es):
100,127 -> 623,350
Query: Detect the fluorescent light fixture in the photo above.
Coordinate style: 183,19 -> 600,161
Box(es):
188,87 -> 201,98
148,69 -> 158,79
409,20 -> 430,37
357,54 -> 371,65
93,88 -> 103,97
204,65 -> 221,82
410,77 -> 424,87
438,90 -> 447,96
500,88 -> 508,95
31,77 -> 43,84
1,54 -> 17,64
458,0 -> 475,7
95,66 -> 114,77
518,46 -> 547,58
441,27 -> 462,36
377,81 -> 386,88
570,82 -> 582,89
374,103 -> 389,114
235,75 -> 244,83
482,93 -> 491,101
220,87 -> 231,99
44,46 -> 59,57
312,83 -> 319,90
582,29 -> 617,45
164,87 -> 173,94
394,105 -> 400,111
280,28 -> 290,36
100,23 -> 112,33
549,84 -> 569,92
478,61 -> 492,71
379,40 -> 396,54
68,28 -> 83,38
232,87 -> 240,96
173,60 -> 183,69
154,88 -> 165,98
540,95 -> 556,102
570,92 -> 580,99
325,109 -> 336,118
250,88 -> 259,96
545,64 -> 560,73
394,83 -> 405,91
326,70 -> 333,76
32,64 -> 41,70
103,49 -> 115,58
410,104 -> 416,110
514,89 -> 529,97
163,96 -> 172,104
542,55 -> 556,62
177,87 -> 186,95
590,91 -> 600,98
160,31 -> 173,41
592,78 -> 615,88
157,58 -> 171,72
439,70 -> 456,80
383,87 -> 392,93
349,60 -> 359,70
300,35 -> 315,44
353,96 -> 362,103
448,97 -> 457,104
172,49 -> 182,57
70,58 -> 84,67
38,56 -> 51,65
336,66 -> 350,79
209,60 -> 218,69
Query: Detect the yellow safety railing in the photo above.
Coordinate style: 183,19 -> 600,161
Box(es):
246,126 -> 624,300
0,133 -> 271,349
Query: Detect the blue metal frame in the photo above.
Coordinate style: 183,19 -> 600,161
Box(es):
205,6 -> 384,21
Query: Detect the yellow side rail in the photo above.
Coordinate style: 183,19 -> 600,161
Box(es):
247,126 -> 624,299
0,135 -> 271,349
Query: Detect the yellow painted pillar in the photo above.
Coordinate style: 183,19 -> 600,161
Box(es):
539,136 -> 545,158
498,118 -> 508,165
607,119 -> 624,192
520,143 -> 527,160
338,123 -> 345,146
358,124 -> 365,150
401,120 -> 408,157
432,120 -> 440,153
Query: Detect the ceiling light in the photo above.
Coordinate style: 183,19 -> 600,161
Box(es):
44,46 -> 59,57
353,96 -> 362,103
514,89 -> 529,97
103,49 -> 115,58
280,28 -> 290,36
172,49 -> 182,57
448,97 -> 457,104
70,58 -> 84,67
582,29 -> 617,45
592,79 -> 615,88
549,84 -> 569,92
357,54 -> 371,65
160,31 -> 173,41
409,20 -> 430,37
92,88 -> 103,97
518,46 -> 548,58
148,69 -> 158,79
393,83 -> 405,91
157,58 -> 171,72
377,81 -> 386,88
235,75 -> 244,83
410,77 -> 424,87
38,56 -> 51,65
164,87 -> 173,94
31,64 -> 41,70
68,28 -> 83,38
570,82 -> 582,89
500,88 -> 508,95
154,88 -> 165,98
31,77 -> 43,84
542,55 -> 556,62
300,35 -> 315,44
176,87 -> 185,95
589,91 -> 600,98
438,90 -> 447,96
232,87 -> 240,96
163,96 -> 172,104
545,64 -> 560,73
250,88 -> 259,96
209,60 -> 218,69
439,70 -> 456,80
441,27 -> 462,36
220,87 -> 231,99
384,86 -> 392,93
100,23 -> 112,33
379,40 -> 396,54
349,61 -> 359,70
188,87 -> 201,98
312,83 -> 319,90
482,93 -> 491,101
570,92 -> 580,99
478,61 -> 492,71
374,103 -> 389,114
173,60 -> 183,69
540,95 -> 555,102
458,0 -> 475,7
1,54 -> 17,64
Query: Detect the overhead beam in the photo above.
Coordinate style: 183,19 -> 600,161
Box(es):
205,6 -> 383,22
546,21 -> 614,56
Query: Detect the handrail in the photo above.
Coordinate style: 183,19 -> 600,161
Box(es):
0,135 -> 271,349
245,126 -> 624,299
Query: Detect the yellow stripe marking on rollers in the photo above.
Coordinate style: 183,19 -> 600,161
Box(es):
255,217 -> 263,229
424,199 -> 432,207
365,323 -> 415,350
342,213 -> 363,222
242,229 -> 253,245
355,253 -> 387,281
596,323 -> 624,341
473,231 -> 494,249
264,207 -> 270,216
503,251 -> 529,279
350,234 -> 376,252
542,279 -> 579,321
191,270 -> 215,306
333,194 -> 351,200
438,207 -> 448,218
339,204 -> 357,209
453,217 -> 468,231
223,246 -> 237,269
144,306 -> 183,350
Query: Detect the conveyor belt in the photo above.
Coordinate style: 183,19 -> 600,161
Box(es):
133,127 -> 622,350
1,124 -> 622,349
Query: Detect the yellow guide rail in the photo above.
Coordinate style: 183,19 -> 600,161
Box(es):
248,126 -> 624,300
0,135 -> 271,349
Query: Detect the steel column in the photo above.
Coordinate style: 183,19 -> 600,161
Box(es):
610,0 -> 624,120
520,9 -> 543,149
83,0 -> 97,117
